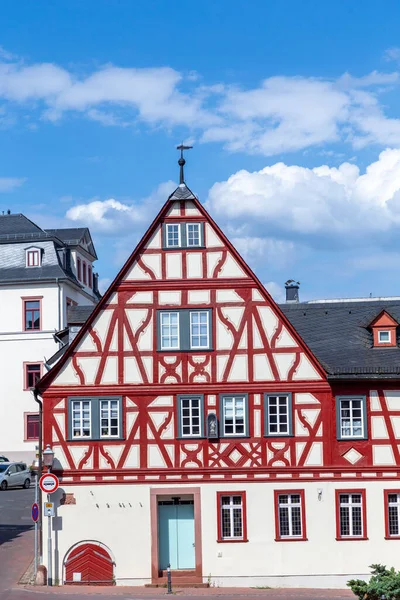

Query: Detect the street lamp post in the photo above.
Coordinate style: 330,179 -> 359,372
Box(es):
42,445 -> 54,586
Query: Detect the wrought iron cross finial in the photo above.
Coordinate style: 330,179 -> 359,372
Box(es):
176,144 -> 193,184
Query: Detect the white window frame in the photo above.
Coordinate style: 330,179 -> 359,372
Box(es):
378,330 -> 391,343
26,249 -> 40,267
220,495 -> 243,540
186,222 -> 201,247
221,395 -> 247,437
338,493 -> 363,537
160,311 -> 180,350
338,396 -> 366,439
190,311 -> 210,349
277,494 -> 303,538
179,395 -> 203,437
266,394 -> 291,435
387,493 -> 400,536
71,400 -> 91,439
166,223 -> 181,248
100,399 -> 120,438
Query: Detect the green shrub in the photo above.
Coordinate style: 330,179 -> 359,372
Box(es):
348,564 -> 400,600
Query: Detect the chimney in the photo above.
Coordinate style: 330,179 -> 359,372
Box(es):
285,280 -> 300,303
93,273 -> 99,295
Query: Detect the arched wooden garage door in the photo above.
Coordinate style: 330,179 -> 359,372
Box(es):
64,542 -> 114,585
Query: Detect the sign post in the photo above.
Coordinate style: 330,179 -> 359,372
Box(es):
32,478 -> 39,578
39,474 -> 59,586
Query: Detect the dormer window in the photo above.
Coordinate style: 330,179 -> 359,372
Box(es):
369,310 -> 398,348
163,222 -> 204,249
378,330 -> 391,344
26,248 -> 41,268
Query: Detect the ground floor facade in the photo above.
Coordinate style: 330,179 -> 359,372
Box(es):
43,479 -> 400,588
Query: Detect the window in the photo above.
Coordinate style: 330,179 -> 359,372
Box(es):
336,490 -> 367,540
88,265 -> 92,288
190,311 -> 210,349
25,413 -> 39,440
265,393 -> 292,436
160,312 -> 180,349
186,223 -> 201,247
68,397 -> 123,440
178,395 -> 204,437
384,491 -> 400,538
220,394 -> 248,437
336,396 -> 367,440
217,492 -> 247,542
77,257 -> 82,281
24,363 -> 41,389
166,223 -> 181,247
24,299 -> 41,331
274,491 -> 307,541
162,222 -> 204,249
26,249 -> 40,267
157,309 -> 212,351
378,330 -> 391,343
82,262 -> 87,285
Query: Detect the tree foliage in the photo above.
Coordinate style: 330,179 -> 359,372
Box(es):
348,564 -> 400,600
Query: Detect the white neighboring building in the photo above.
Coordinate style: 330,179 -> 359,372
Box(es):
0,212 -> 100,463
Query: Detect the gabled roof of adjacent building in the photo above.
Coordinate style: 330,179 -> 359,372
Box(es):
46,228 -> 97,259
281,299 -> 400,379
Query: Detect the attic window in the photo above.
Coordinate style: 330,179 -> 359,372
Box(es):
26,249 -> 40,267
378,330 -> 391,344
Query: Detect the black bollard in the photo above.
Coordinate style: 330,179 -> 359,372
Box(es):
167,563 -> 172,594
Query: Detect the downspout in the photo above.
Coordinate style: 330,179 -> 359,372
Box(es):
56,277 -> 62,331
33,388 -> 43,563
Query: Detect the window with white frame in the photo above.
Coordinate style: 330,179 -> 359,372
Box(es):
26,249 -> 40,267
100,399 -> 120,437
338,493 -> 364,537
160,312 -> 180,349
186,223 -> 201,246
265,394 -> 292,435
166,223 -> 181,247
378,330 -> 391,343
387,493 -> 400,536
221,395 -> 247,436
158,309 -> 212,351
178,395 -> 203,437
71,400 -> 91,438
219,494 -> 244,540
190,311 -> 209,348
69,397 -> 122,440
277,493 -> 303,538
336,396 -> 367,440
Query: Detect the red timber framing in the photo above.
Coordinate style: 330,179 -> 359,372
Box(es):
36,193 -> 400,487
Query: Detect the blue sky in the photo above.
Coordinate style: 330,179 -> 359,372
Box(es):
2,1 -> 400,301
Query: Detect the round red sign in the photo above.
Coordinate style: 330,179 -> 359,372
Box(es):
39,473 -> 59,494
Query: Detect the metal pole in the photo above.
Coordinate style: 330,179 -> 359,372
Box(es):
33,390 -> 43,563
47,493 -> 52,586
34,473 -> 38,578
167,563 -> 172,594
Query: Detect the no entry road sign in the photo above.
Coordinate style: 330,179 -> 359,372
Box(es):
31,502 -> 39,522
39,473 -> 59,495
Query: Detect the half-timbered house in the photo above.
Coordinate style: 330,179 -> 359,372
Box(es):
37,157 -> 400,588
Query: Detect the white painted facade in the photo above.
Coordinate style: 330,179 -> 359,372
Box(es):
46,480 -> 398,588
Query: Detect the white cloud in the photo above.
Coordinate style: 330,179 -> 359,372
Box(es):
0,177 -> 25,192
232,236 -> 297,269
384,47 -> 400,64
1,49 -> 400,155
264,281 -> 286,303
207,149 -> 400,240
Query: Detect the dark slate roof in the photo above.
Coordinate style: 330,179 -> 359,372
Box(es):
280,299 -> 400,379
0,265 -> 78,284
67,305 -> 94,325
0,214 -> 43,235
168,184 -> 196,201
46,227 -> 97,259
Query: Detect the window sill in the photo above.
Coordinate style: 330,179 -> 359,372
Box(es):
335,537 -> 368,541
336,437 -> 368,442
162,246 -> 206,251
67,437 -> 126,442
158,348 -> 214,353
177,436 -> 206,441
217,538 -> 249,543
275,537 -> 308,542
220,435 -> 250,439
385,536 -> 400,540
264,434 -> 294,438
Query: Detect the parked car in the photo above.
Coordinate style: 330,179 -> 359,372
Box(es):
0,455 -> 10,462
0,463 -> 31,490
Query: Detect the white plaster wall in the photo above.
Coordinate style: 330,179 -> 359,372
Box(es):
43,480 -> 400,588
0,282 -> 96,460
